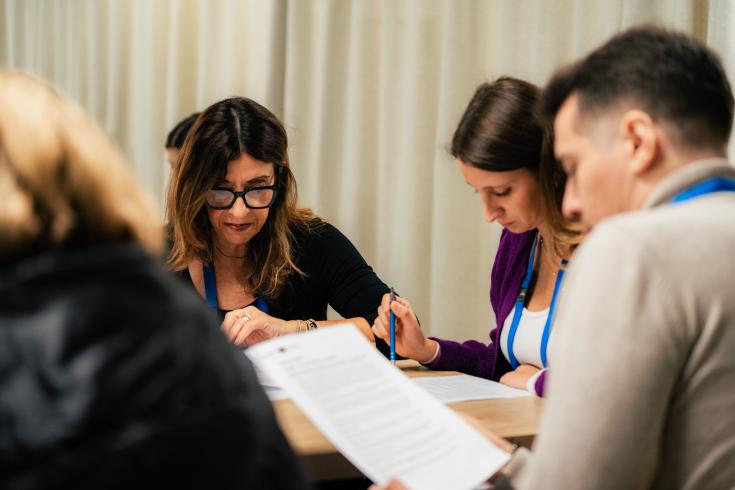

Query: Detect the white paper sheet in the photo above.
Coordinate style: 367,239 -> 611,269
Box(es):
246,324 -> 510,490
413,374 -> 532,402
254,365 -> 290,401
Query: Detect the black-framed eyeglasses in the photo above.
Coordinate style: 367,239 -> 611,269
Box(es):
205,185 -> 279,210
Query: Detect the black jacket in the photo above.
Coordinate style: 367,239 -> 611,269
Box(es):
0,244 -> 307,489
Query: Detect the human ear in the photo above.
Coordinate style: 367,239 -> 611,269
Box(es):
620,110 -> 658,175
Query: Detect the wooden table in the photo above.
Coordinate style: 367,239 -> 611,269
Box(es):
272,360 -> 544,481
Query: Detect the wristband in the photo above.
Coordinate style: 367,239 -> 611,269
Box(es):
419,341 -> 441,365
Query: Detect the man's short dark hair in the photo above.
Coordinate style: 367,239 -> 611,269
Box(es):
165,112 -> 200,150
542,25 -> 734,150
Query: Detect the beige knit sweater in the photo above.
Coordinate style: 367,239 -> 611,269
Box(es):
501,159 -> 735,490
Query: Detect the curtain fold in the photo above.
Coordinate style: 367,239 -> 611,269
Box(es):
2,0 -> 733,341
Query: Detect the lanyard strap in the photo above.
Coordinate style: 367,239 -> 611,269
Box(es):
203,262 -> 219,309
540,259 -> 567,367
254,296 -> 269,314
670,177 -> 735,203
506,233 -> 567,369
203,261 -> 269,314
504,176 -> 735,369
506,234 -> 538,369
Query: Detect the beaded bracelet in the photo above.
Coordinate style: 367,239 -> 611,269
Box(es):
296,319 -> 318,332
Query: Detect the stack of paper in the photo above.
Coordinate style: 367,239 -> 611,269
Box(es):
413,374 -> 531,402
246,324 -> 510,490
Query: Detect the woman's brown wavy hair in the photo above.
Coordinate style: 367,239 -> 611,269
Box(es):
451,77 -> 583,258
166,97 -> 316,300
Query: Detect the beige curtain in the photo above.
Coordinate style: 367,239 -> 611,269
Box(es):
2,0 -> 734,342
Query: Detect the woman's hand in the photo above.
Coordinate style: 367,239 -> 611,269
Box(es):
221,306 -> 297,346
372,293 -> 438,363
368,480 -> 408,490
499,364 -> 540,390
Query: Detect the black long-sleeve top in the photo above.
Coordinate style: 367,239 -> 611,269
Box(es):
175,220 -> 392,356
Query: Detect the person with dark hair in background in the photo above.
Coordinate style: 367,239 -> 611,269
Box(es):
165,112 -> 200,167
164,113 -> 200,247
372,77 -> 583,396
167,96 -> 393,354
0,73 -> 307,489
375,25 -> 735,490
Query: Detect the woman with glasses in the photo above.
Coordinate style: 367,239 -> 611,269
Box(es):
167,96 -> 391,350
0,73 -> 306,489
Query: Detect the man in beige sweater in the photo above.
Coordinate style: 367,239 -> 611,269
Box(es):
497,25 -> 735,490
373,25 -> 735,490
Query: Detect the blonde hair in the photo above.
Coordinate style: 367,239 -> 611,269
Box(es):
0,72 -> 162,261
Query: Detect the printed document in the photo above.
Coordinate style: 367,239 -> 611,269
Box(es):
413,374 -> 531,403
246,324 -> 510,490
254,365 -> 290,401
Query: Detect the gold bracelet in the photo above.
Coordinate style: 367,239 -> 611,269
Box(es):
297,319 -> 308,333
296,319 -> 318,333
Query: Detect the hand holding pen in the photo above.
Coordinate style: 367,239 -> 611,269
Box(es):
372,292 -> 439,364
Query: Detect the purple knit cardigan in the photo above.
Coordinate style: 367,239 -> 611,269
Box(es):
428,228 -> 549,396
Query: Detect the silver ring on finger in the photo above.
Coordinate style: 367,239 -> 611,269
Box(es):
241,312 -> 251,322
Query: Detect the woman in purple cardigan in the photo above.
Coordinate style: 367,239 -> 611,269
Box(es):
373,77 -> 582,396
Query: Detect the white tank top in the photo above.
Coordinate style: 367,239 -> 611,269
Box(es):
499,307 -> 551,369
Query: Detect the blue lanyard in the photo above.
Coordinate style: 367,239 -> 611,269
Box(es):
503,176 -> 735,369
670,177 -> 735,203
203,261 -> 269,313
506,233 -> 568,369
